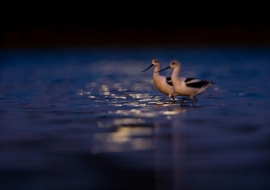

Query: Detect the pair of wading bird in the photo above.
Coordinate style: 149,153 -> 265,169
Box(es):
142,59 -> 214,105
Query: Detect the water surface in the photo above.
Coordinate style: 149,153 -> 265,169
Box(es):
1,47 -> 270,190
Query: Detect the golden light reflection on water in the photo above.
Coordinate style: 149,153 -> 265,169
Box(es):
113,95 -> 126,99
129,93 -> 151,99
101,85 -> 109,91
112,109 -> 158,117
98,118 -> 145,128
113,118 -> 145,125
93,113 -> 195,154
118,88 -> 128,92
108,103 -> 187,118
91,125 -> 153,154
161,110 -> 185,115
77,89 -> 91,96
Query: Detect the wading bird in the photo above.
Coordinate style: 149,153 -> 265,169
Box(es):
142,58 -> 179,103
158,60 -> 214,105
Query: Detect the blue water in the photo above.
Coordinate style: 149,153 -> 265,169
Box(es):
1,47 -> 270,190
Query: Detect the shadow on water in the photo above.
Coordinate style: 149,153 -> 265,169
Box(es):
0,47 -> 270,190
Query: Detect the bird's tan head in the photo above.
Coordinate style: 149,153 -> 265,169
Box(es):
170,60 -> 181,69
142,58 -> 161,72
152,58 -> 161,67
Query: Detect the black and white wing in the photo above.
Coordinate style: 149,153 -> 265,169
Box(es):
185,78 -> 213,88
166,77 -> 173,86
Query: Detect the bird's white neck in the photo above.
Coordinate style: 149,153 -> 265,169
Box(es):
153,65 -> 161,78
171,67 -> 181,80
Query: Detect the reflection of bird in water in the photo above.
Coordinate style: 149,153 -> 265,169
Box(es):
142,58 -> 180,103
158,60 -> 214,105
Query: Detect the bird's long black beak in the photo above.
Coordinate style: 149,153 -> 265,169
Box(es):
142,64 -> 154,72
155,66 -> 170,73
